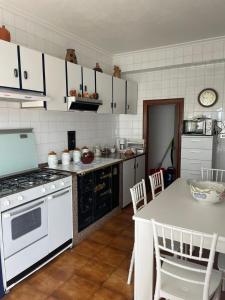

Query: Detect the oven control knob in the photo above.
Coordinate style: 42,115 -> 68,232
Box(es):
51,184 -> 56,190
42,187 -> 46,193
17,195 -> 23,201
4,200 -> 10,207
61,181 -> 65,187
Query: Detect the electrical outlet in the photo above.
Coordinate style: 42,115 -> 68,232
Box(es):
219,133 -> 225,139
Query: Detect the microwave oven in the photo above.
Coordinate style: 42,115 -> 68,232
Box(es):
183,119 -> 215,135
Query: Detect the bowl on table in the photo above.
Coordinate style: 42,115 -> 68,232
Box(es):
188,180 -> 225,204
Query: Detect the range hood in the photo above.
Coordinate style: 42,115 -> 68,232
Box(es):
67,96 -> 103,112
0,89 -> 50,108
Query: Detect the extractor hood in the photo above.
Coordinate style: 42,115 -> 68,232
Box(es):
0,89 -> 50,107
67,96 -> 103,112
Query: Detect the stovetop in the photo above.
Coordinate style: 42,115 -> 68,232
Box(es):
0,169 -> 70,198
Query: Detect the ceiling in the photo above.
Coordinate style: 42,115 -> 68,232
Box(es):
5,0 -> 225,53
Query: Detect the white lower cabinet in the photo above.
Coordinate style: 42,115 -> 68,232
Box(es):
181,136 -> 214,180
45,54 -> 67,111
122,155 -> 146,207
96,72 -> 112,113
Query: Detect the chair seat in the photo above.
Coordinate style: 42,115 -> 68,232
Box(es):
218,253 -> 225,272
160,257 -> 222,300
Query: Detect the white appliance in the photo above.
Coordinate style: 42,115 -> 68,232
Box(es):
0,129 -> 73,293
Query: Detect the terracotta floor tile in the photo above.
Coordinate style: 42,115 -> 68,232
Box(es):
92,287 -> 127,300
102,219 -> 129,234
60,249 -> 91,271
94,246 -> 127,267
75,260 -> 115,284
103,270 -> 133,299
4,283 -> 47,300
121,228 -> 134,239
110,235 -> 134,252
73,239 -> 105,258
52,274 -> 100,300
87,228 -> 116,245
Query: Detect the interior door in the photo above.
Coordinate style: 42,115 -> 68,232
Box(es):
66,62 -> 82,96
96,72 -> 112,113
20,46 -> 44,92
82,67 -> 95,95
45,54 -> 67,111
113,77 -> 126,114
173,104 -> 182,178
0,40 -> 20,89
126,80 -> 138,114
122,158 -> 135,207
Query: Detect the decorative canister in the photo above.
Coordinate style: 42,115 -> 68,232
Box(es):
65,49 -> 77,64
0,25 -> 11,42
62,150 -> 70,165
73,149 -> 81,163
48,151 -> 58,168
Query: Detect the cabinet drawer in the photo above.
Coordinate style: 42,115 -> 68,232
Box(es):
182,137 -> 213,149
181,170 -> 201,180
181,159 -> 211,171
181,148 -> 212,161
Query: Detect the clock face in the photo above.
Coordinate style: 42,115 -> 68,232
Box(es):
198,88 -> 218,107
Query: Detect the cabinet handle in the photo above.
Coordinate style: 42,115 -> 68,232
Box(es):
24,71 -> 28,80
84,85 -> 87,91
14,68 -> 18,78
127,104 -> 130,110
136,163 -> 139,168
79,84 -> 82,91
114,103 -> 117,108
111,103 -> 113,109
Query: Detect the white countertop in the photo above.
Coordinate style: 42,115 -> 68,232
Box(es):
48,157 -> 122,174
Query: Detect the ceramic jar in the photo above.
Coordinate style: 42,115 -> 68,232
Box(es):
73,149 -> 81,163
0,25 -> 11,42
48,153 -> 58,168
65,49 -> 77,64
62,152 -> 70,165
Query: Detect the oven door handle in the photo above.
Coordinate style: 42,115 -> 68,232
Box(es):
4,200 -> 45,218
48,189 -> 70,200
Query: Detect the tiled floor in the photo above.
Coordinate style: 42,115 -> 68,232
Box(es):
5,206 -> 134,300
4,205 -> 225,300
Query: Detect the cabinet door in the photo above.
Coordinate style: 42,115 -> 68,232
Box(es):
126,80 -> 138,114
45,54 -> 67,111
82,67 -> 95,94
66,62 -> 82,96
20,46 -> 44,92
113,77 -> 126,114
96,72 -> 112,113
0,40 -> 20,89
48,188 -> 73,253
135,155 -> 146,183
122,158 -> 135,207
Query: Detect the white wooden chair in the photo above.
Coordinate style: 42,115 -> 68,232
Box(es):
149,170 -> 164,200
127,179 -> 147,285
201,167 -> 225,291
152,219 -> 222,300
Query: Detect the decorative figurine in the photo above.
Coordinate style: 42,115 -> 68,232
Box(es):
65,49 -> 78,64
113,65 -> 121,78
93,63 -> 103,73
0,25 -> 11,42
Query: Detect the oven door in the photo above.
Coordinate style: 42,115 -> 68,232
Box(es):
2,197 -> 48,259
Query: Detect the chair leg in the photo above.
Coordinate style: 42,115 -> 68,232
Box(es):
222,276 -> 225,292
127,246 -> 135,285
212,282 -> 222,300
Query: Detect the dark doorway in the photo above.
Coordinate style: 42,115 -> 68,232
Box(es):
143,98 -> 184,184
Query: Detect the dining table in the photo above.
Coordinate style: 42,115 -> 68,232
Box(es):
133,178 -> 225,300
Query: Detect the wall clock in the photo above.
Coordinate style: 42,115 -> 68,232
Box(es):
198,88 -> 218,108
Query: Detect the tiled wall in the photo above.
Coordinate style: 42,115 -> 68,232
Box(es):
0,4 -> 116,164
113,37 -> 225,168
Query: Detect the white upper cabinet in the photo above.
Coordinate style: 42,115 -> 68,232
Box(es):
126,80 -> 138,114
45,54 -> 67,111
82,67 -> 95,95
96,72 -> 112,114
0,40 -> 20,89
19,46 -> 44,92
66,62 -> 82,96
113,77 -> 126,114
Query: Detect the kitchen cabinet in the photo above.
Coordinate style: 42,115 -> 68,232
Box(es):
48,188 -> 73,252
82,67 -> 95,95
126,80 -> 138,114
66,62 -> 82,96
0,40 -> 20,89
45,54 -> 67,111
113,77 -> 126,114
96,72 -> 113,113
122,154 -> 146,207
181,136 -> 215,180
19,46 -> 44,92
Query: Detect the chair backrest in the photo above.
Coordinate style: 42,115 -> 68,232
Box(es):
130,179 -> 147,214
201,167 -> 225,182
152,219 -> 218,300
149,170 -> 164,200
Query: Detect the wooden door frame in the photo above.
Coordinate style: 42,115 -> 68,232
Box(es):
143,98 -> 184,179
